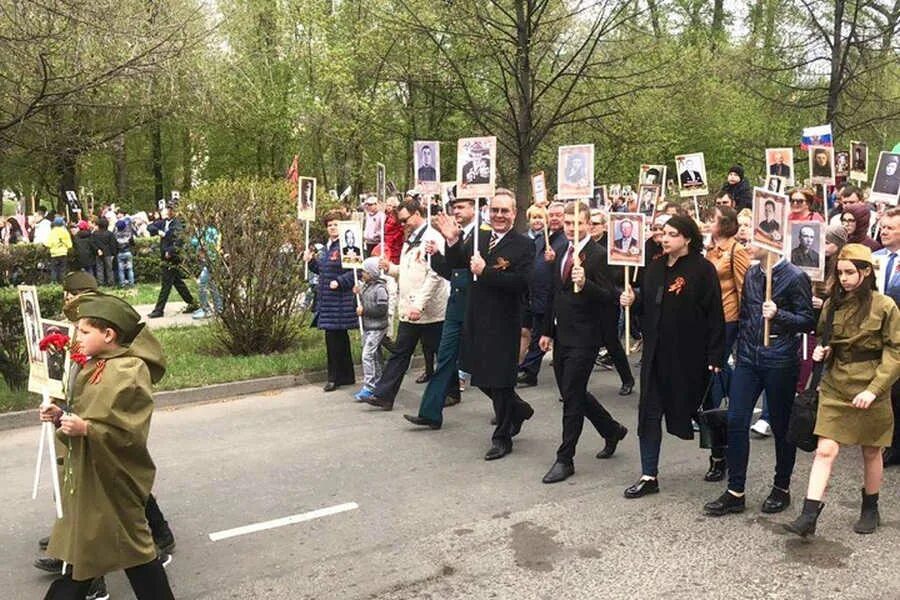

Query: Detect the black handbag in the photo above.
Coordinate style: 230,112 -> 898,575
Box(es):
697,372 -> 729,450
787,303 -> 836,452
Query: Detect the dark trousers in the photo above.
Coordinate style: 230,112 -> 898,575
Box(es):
600,306 -> 634,386
639,397 -> 664,477
726,363 -> 799,493
153,263 -> 196,312
554,343 -> 621,464
49,257 -> 67,283
481,386 -> 532,446
518,312 -> 545,379
145,493 -> 168,538
324,329 -> 355,385
95,255 -> 114,286
43,557 -> 174,600
419,318 -> 463,423
373,321 -> 442,403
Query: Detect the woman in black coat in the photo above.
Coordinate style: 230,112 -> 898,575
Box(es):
620,215 -> 725,498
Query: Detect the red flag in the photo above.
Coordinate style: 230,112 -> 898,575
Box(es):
287,155 -> 299,200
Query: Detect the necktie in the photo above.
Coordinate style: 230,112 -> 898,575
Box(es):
488,232 -> 499,253
562,244 -> 574,281
885,253 -> 896,291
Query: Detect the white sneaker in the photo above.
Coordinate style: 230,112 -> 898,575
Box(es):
750,419 -> 771,437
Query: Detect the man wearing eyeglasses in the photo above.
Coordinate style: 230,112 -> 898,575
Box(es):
430,189 -> 536,460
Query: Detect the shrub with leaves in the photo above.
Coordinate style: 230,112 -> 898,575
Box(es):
184,178 -> 307,356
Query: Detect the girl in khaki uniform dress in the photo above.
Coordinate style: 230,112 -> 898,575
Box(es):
786,244 -> 900,537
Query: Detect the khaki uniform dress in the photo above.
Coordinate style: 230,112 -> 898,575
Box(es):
815,293 -> 900,447
46,327 -> 166,581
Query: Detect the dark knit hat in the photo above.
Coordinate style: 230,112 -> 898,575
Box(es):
73,294 -> 142,343
825,223 -> 848,247
63,271 -> 98,294
728,164 -> 744,180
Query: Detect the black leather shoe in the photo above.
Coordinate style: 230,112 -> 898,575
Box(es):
510,402 -> 535,437
484,442 -> 511,461
323,381 -> 338,392
490,416 -> 497,425
542,461 -> 575,484
618,382 -> 634,396
403,414 -> 441,429
38,536 -> 50,551
703,490 -> 746,516
517,377 -> 538,388
147,310 -> 164,319
597,424 -> 628,459
444,396 -> 461,407
415,371 -> 432,384
364,396 -> 393,411
704,456 -> 727,482
34,557 -> 63,573
761,487 -> 791,514
624,477 -> 659,499
182,303 -> 200,314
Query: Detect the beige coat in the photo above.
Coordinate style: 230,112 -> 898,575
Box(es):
386,226 -> 448,324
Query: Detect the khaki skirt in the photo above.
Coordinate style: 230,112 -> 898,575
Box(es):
814,391 -> 894,447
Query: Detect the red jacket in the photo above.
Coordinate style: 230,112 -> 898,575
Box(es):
383,212 -> 404,264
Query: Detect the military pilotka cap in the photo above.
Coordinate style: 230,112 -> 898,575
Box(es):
74,295 -> 143,344
63,271 -> 99,294
837,243 -> 875,266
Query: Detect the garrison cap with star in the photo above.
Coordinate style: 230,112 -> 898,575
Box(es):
74,294 -> 144,344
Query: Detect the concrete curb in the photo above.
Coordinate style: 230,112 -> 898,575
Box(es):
0,357 -> 426,433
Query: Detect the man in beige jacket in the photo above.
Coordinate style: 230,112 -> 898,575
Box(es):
365,198 -> 449,410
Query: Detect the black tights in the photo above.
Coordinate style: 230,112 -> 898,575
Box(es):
43,558 -> 174,600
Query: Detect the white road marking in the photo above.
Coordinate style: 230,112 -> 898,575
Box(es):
208,502 -> 359,541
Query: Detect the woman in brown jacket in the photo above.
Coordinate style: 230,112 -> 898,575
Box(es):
786,244 -> 900,537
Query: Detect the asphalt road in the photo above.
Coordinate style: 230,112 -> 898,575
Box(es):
3,357 -> 899,599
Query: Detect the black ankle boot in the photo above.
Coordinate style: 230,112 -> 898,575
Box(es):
784,498 -> 824,537
853,489 -> 880,534
704,456 -> 727,482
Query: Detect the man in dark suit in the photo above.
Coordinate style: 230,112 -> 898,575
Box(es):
790,225 -> 819,268
679,158 -> 704,187
405,197 -> 477,428
769,151 -> 791,178
417,145 -> 437,182
538,201 -> 628,483
432,188 -> 535,460
613,218 -> 639,253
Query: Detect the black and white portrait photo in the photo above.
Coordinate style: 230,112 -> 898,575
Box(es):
676,152 -> 708,197
809,145 -> 835,185
414,141 -> 441,195
557,144 -> 595,199
871,151 -> 900,205
789,221 -> 825,281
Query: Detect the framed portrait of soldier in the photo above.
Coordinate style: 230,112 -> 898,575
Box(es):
456,136 -> 496,199
850,142 -> 868,182
297,177 -> 316,221
834,151 -> 850,178
336,220 -> 364,269
441,181 -> 457,209
871,152 -> 900,205
765,176 -> 785,194
766,148 -> 794,185
675,152 -> 708,197
751,188 -> 789,254
591,186 -> 607,210
376,163 -> 386,202
607,213 -> 646,267
637,184 -> 660,217
414,141 -> 440,196
64,190 -> 83,213
638,164 -> 667,189
39,319 -> 75,399
531,171 -> 547,205
557,144 -> 594,199
789,221 -> 826,282
18,285 -> 49,392
809,145 -> 835,186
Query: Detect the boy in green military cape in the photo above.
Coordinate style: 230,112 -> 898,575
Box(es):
38,294 -> 175,600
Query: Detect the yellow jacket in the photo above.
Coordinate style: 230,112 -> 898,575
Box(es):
47,226 -> 73,258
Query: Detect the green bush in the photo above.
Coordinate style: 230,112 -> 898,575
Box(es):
0,285 -> 64,391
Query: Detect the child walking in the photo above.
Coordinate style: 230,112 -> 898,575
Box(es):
39,295 -> 175,599
355,257 -> 389,402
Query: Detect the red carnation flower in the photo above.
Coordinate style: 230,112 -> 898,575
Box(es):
39,332 -> 70,353
70,353 -> 88,367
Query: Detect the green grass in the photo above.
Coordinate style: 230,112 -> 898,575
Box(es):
104,282 -> 199,306
0,323 -> 362,413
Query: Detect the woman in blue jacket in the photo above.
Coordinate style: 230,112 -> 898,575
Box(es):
304,210 -> 358,391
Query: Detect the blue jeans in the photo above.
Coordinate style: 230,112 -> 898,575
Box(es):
726,362 -> 799,493
198,266 -> 222,312
639,399 -> 663,477
117,251 -> 134,286
418,318 -> 463,424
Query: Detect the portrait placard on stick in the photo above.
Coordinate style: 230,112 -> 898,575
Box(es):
18,286 -> 48,393
850,142 -> 868,182
456,136 -> 497,199
835,151 -> 850,178
607,213 -> 646,267
591,186 -> 607,210
337,220 -> 364,269
531,171 -> 547,204
414,141 -> 440,196
441,181 -> 456,208
765,176 -> 786,194
637,184 -> 660,217
675,153 -> 708,198
809,145 -> 836,186
39,320 -> 74,400
376,163 -> 386,202
751,188 -> 789,255
871,151 -> 900,206
297,177 -> 316,222
638,164 -> 667,196
789,221 -> 826,282
765,148 -> 794,185
557,144 -> 595,200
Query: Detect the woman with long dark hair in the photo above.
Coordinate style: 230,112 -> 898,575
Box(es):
620,215 -> 725,498
786,244 -> 900,537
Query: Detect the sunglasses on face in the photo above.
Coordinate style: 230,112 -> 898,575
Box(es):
790,198 -> 805,204
590,221 -> 603,226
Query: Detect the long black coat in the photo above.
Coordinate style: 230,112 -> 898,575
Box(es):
636,251 -> 725,439
445,229 -> 534,388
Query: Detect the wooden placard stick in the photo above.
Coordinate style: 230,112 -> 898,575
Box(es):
821,184 -> 828,223
304,220 -> 310,280
624,266 -> 631,356
763,252 -> 773,347
574,201 -> 582,293
353,268 -> 364,337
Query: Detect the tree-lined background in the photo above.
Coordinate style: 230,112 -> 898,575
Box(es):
1,0 -> 898,213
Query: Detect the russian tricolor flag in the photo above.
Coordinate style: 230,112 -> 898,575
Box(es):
801,124 -> 833,150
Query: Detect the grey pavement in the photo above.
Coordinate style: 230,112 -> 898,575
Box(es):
133,302 -> 206,329
2,358 -> 899,599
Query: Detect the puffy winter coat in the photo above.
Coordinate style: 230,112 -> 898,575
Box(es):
308,239 -> 358,330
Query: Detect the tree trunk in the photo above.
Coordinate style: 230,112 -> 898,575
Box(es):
514,0 -> 534,230
826,0 -> 845,126
711,0 -> 726,45
57,148 -> 78,213
112,133 -> 128,201
151,118 -> 164,203
181,127 -> 192,192
647,0 -> 662,37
